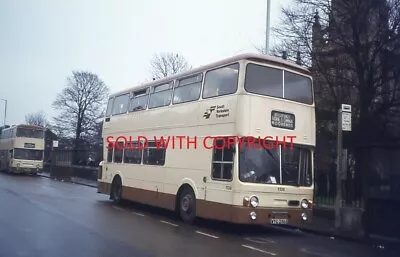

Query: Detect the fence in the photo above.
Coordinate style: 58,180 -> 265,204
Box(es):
314,140 -> 400,239
358,145 -> 400,238
44,148 -> 102,181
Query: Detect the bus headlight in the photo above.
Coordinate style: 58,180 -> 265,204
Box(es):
301,212 -> 308,221
301,199 -> 309,209
250,196 -> 259,208
250,211 -> 257,220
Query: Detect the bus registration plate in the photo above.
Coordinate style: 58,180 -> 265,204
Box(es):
270,218 -> 288,225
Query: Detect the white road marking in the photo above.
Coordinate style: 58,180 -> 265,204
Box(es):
195,231 -> 219,239
112,206 -> 124,211
244,237 -> 277,244
159,220 -> 179,227
132,212 -> 145,217
242,244 -> 277,256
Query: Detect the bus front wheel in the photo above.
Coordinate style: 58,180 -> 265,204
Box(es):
111,176 -> 122,204
179,187 -> 196,224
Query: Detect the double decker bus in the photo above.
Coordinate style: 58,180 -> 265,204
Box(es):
98,53 -> 315,226
0,124 -> 45,175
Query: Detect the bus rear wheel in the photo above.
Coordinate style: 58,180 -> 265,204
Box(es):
179,187 -> 196,224
111,176 -> 122,204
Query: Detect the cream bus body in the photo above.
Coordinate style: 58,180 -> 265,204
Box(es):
0,124 -> 45,174
98,53 -> 315,226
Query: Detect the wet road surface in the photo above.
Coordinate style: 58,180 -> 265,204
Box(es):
0,172 -> 397,257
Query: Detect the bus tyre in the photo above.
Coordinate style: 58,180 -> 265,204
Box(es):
179,187 -> 196,224
111,176 -> 122,204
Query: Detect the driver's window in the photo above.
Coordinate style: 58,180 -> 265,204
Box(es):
9,150 -> 13,159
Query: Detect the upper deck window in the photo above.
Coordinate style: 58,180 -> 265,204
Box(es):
105,98 -> 114,117
173,74 -> 202,104
112,93 -> 129,115
1,128 -> 14,139
284,71 -> 313,104
202,63 -> 239,99
129,89 -> 148,112
244,63 -> 313,105
148,82 -> 173,109
16,128 -> 44,138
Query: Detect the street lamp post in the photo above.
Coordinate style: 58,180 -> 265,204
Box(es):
265,0 -> 271,55
0,98 -> 7,128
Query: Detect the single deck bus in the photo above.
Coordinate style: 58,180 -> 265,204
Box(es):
0,124 -> 45,175
98,53 -> 315,226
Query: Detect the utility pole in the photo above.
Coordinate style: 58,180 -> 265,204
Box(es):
265,0 -> 271,54
335,104 -> 352,229
0,98 -> 7,127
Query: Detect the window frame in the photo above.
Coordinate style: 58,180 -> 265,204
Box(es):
142,141 -> 166,166
113,141 -> 124,163
202,62 -> 240,100
105,97 -> 114,117
210,137 -> 234,182
123,141 -> 143,164
172,73 -> 203,105
244,62 -> 314,105
283,70 -> 314,105
107,142 -> 114,163
111,93 -> 130,116
129,88 -> 149,113
148,82 -> 174,109
237,140 -> 313,187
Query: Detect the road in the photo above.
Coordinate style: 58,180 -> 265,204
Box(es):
0,172 -> 396,257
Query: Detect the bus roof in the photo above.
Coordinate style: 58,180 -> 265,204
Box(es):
2,124 -> 45,131
110,52 -> 311,98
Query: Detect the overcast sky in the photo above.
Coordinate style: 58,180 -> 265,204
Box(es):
0,0 -> 293,126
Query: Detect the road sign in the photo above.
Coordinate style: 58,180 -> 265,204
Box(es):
53,140 -> 59,148
341,104 -> 352,132
342,112 -> 351,131
341,104 -> 351,112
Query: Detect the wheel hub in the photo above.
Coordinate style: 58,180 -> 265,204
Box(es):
182,196 -> 190,211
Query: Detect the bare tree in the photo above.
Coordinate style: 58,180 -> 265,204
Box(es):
269,0 -> 400,140
25,111 -> 49,128
52,71 -> 109,150
268,0 -> 400,209
150,52 -> 191,79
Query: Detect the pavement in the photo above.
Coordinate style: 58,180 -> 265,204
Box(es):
38,171 -> 97,188
1,171 -> 398,257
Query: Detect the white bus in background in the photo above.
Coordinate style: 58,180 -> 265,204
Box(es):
0,124 -> 45,175
98,53 -> 315,226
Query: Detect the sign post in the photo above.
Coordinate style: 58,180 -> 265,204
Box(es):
335,104 -> 351,229
50,140 -> 58,168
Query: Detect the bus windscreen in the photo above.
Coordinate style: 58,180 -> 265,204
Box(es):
13,149 -> 43,161
239,141 -> 312,187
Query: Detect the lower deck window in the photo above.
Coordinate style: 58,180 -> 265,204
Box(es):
124,142 -> 142,164
142,141 -> 165,166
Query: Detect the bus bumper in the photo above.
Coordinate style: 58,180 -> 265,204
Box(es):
10,167 -> 43,174
197,202 -> 313,226
229,206 -> 313,226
